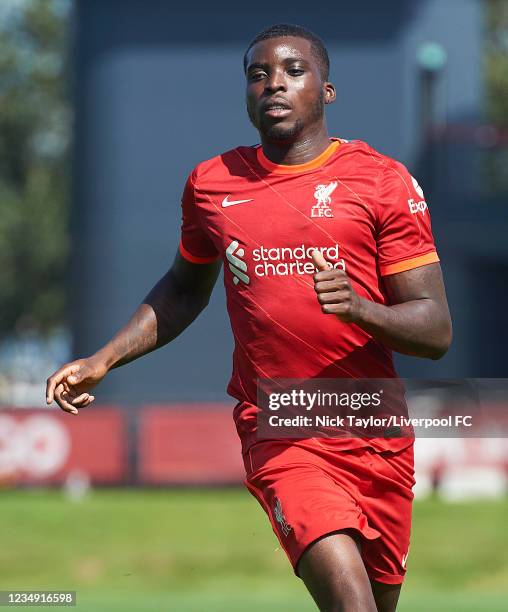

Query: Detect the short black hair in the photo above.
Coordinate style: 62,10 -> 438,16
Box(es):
243,23 -> 330,81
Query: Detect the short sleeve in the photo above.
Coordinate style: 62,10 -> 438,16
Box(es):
179,168 -> 220,264
375,160 -> 439,276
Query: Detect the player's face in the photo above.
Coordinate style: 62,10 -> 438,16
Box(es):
245,36 -> 335,142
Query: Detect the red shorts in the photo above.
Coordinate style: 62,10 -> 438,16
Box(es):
243,439 -> 415,584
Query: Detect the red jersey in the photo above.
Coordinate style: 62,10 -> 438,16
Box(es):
179,138 -> 439,453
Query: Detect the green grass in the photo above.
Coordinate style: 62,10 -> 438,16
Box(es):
0,489 -> 507,611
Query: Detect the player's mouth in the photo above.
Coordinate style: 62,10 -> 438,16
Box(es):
262,99 -> 292,118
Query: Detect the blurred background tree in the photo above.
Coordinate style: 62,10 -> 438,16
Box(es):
0,0 -> 71,338
486,0 -> 508,128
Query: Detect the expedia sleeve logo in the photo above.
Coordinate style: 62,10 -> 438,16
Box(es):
408,176 -> 428,215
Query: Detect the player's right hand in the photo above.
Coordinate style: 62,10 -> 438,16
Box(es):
46,357 -> 108,415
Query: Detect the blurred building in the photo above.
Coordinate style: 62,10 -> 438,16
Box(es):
72,0 -> 504,406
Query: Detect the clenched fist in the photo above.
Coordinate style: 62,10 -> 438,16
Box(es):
311,250 -> 363,323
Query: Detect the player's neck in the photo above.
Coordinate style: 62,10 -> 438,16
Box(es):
260,125 -> 332,166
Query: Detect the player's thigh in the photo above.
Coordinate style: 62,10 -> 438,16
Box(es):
297,531 -> 377,612
370,580 -> 401,612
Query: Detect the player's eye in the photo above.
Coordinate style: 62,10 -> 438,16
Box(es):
248,71 -> 266,82
287,68 -> 304,76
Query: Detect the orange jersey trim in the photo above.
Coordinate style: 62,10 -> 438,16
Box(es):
256,139 -> 341,174
380,251 -> 440,276
179,240 -> 220,264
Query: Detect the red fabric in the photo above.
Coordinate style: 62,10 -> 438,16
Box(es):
179,139 -> 438,453
374,158 -> 438,275
243,439 -> 415,584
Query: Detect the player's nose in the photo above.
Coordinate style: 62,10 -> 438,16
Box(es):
264,69 -> 287,93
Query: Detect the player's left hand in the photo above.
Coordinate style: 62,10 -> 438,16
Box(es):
312,250 -> 363,323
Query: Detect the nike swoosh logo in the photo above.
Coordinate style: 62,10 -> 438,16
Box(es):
222,195 -> 254,208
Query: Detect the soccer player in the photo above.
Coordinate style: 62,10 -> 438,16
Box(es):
46,24 -> 452,612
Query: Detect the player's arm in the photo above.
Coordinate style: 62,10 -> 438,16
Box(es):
45,252 -> 221,414
312,252 -> 452,360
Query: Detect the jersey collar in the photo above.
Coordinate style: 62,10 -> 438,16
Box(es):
256,138 -> 342,174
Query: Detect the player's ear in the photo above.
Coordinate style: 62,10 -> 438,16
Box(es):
324,82 -> 336,105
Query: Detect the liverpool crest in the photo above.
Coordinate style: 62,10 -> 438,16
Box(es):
311,181 -> 337,218
274,497 -> 292,536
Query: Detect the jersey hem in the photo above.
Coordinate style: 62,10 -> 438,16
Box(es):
366,570 -> 406,585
